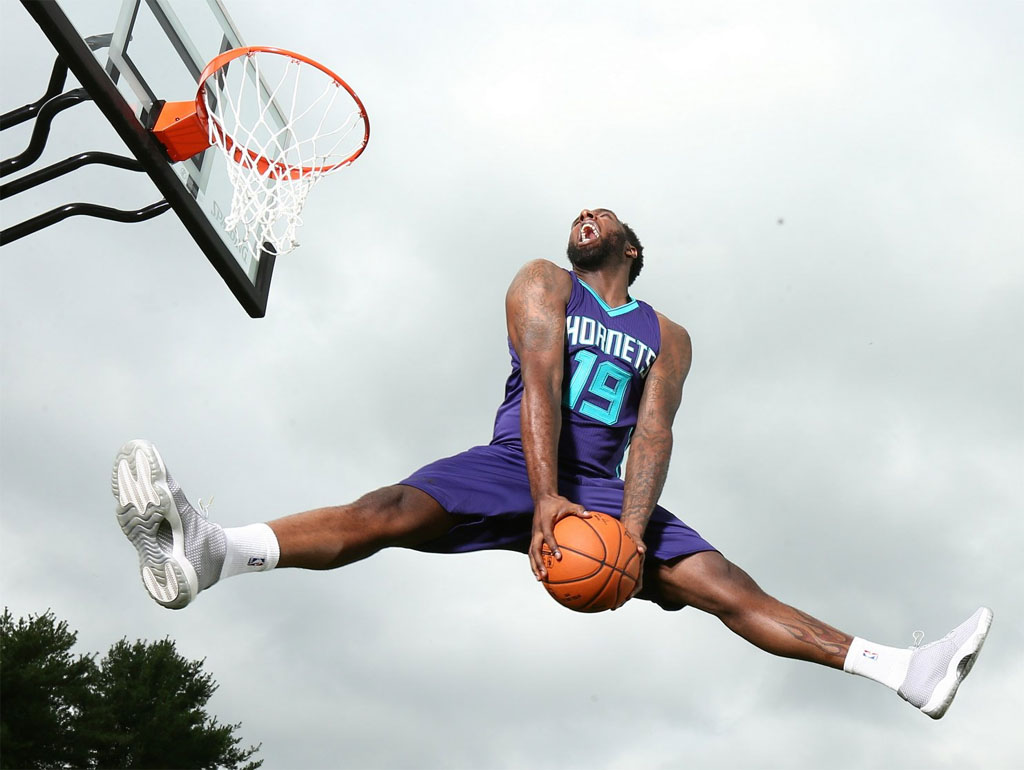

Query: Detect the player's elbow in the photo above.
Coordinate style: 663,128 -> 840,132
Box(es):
635,423 -> 673,453
522,370 -> 563,405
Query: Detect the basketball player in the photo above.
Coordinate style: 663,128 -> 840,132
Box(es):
113,208 -> 991,719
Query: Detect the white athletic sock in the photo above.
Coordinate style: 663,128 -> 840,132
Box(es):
220,523 -> 280,581
843,636 -> 913,691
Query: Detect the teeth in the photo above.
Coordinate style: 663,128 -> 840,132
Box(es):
580,223 -> 598,242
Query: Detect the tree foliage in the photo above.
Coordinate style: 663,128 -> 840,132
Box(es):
1,609 -> 262,770
0,609 -> 95,769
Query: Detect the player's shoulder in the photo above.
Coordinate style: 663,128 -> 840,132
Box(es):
653,310 -> 691,348
507,258 -> 572,299
650,310 -> 693,379
514,258 -> 570,283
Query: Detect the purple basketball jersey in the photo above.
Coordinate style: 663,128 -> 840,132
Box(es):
491,270 -> 661,478
401,267 -> 717,603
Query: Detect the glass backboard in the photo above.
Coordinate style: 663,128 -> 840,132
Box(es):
20,0 -> 282,317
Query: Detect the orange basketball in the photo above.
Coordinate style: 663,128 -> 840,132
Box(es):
540,512 -> 642,613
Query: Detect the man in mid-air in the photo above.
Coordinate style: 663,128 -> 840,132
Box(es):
113,207 -> 992,719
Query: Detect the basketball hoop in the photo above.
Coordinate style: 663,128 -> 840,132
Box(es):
151,46 -> 369,261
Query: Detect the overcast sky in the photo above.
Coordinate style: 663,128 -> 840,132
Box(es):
1,1 -> 1021,768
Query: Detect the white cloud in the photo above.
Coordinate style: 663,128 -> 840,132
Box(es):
2,2 -> 1020,768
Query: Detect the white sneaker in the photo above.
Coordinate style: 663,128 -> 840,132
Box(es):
112,439 -> 225,609
898,607 -> 994,719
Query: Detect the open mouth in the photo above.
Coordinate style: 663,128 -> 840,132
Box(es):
579,222 -> 599,244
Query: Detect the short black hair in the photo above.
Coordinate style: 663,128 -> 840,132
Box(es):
622,222 -> 644,286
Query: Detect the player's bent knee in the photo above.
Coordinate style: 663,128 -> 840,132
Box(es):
355,484 -> 453,547
654,551 -> 768,617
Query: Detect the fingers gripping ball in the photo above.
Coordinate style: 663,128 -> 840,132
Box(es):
540,512 -> 642,612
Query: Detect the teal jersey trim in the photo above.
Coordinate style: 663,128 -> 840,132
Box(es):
576,276 -> 639,316
615,427 -> 635,478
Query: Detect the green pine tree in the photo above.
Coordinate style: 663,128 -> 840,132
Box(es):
86,637 -> 262,770
0,608 -> 96,769
1,609 -> 262,770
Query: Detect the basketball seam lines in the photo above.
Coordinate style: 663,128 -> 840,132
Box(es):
544,530 -> 636,583
542,514 -> 640,612
579,517 -> 617,611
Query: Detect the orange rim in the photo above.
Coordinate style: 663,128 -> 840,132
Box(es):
195,46 -> 370,180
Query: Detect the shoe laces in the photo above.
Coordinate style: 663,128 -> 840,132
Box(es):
911,630 -> 925,648
197,496 -> 215,519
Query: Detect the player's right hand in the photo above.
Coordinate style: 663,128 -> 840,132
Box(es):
529,494 -> 590,581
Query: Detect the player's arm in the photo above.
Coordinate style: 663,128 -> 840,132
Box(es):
505,259 -> 586,580
620,314 -> 692,560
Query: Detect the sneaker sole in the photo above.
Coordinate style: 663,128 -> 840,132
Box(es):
112,440 -> 198,609
921,607 -> 994,719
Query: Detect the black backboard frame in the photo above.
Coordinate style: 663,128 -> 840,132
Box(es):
20,0 -> 275,318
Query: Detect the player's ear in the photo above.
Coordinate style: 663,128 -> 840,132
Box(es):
625,242 -> 637,260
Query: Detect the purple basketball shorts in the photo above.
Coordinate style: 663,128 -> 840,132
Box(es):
399,443 -> 716,610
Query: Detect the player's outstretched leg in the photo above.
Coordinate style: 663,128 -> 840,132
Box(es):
654,551 -> 993,718
112,439 -> 241,609
112,440 -> 456,609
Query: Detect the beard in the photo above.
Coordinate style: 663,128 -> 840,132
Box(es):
566,232 -> 624,272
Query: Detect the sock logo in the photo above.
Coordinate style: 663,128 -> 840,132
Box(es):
247,557 -> 266,567
861,649 -> 879,660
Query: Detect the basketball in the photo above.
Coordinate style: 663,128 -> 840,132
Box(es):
540,512 -> 642,613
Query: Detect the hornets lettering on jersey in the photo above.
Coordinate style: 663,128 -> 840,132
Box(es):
565,315 -> 657,375
491,269 -> 662,479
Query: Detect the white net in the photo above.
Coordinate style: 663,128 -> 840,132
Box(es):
201,49 -> 368,262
